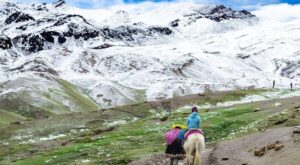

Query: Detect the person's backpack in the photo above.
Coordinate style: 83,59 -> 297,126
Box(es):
165,128 -> 181,145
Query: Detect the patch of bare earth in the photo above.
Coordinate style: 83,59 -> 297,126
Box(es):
129,127 -> 300,165
205,126 -> 300,165
128,149 -> 213,165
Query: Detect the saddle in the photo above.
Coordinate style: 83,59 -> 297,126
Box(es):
184,129 -> 204,141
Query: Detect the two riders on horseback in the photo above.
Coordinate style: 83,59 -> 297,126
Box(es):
165,107 -> 205,165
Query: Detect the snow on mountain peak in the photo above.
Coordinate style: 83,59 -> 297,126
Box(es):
103,10 -> 131,26
0,1 -> 299,109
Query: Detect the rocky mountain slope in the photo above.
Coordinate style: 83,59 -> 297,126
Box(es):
0,0 -> 300,117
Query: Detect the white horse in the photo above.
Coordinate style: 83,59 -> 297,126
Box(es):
183,133 -> 205,165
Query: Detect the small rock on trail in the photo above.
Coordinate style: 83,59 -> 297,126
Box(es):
204,127 -> 300,165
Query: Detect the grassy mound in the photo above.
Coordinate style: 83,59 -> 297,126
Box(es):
0,78 -> 100,120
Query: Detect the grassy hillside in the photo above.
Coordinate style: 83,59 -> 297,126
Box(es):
0,78 -> 100,120
1,89 -> 300,164
54,78 -> 100,112
0,109 -> 26,125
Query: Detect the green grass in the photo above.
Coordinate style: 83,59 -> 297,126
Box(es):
10,104 -> 269,165
196,89 -> 268,106
111,81 -> 146,103
55,78 -> 100,112
0,78 -> 100,119
3,88 -> 299,165
0,109 -> 26,125
0,90 -> 54,118
11,106 -> 297,165
10,110 -> 167,165
203,106 -> 263,141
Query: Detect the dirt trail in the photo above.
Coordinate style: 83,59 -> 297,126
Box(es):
129,127 -> 300,165
205,127 -> 300,165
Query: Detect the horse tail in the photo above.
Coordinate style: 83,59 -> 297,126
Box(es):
194,134 -> 205,165
194,148 -> 201,165
199,134 -> 205,153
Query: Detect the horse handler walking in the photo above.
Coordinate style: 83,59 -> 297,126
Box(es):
165,124 -> 186,165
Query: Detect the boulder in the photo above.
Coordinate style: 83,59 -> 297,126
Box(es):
274,144 -> 284,151
0,35 -> 12,49
254,147 -> 266,157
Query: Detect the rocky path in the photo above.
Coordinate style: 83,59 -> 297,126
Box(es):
205,126 -> 300,165
129,127 -> 300,165
128,150 -> 210,165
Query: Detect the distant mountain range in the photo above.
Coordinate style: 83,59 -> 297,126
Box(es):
0,0 -> 299,118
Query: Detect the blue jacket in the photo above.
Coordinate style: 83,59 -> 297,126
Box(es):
187,112 -> 201,129
177,130 -> 185,141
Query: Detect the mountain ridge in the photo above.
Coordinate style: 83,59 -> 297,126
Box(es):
0,1 -> 299,117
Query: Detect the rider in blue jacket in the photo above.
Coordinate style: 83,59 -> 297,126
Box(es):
177,106 -> 202,142
187,106 -> 201,129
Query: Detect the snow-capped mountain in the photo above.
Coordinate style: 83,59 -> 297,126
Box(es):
0,0 -> 299,115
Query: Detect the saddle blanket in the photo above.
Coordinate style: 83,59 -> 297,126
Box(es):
184,129 -> 204,140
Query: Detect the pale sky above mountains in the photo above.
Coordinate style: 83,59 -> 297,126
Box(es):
15,0 -> 300,9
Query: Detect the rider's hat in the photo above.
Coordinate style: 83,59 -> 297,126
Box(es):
192,106 -> 198,112
172,124 -> 187,129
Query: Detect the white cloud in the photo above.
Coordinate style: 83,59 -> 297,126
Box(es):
11,0 -> 300,23
253,3 -> 300,22
109,1 -> 300,23
178,0 -> 281,10
82,1 -> 300,24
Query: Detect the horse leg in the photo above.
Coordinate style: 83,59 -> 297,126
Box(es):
184,144 -> 192,165
192,152 -> 196,165
194,140 -> 202,165
187,151 -> 193,165
194,150 -> 201,165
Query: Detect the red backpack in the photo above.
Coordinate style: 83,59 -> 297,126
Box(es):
165,128 -> 181,145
